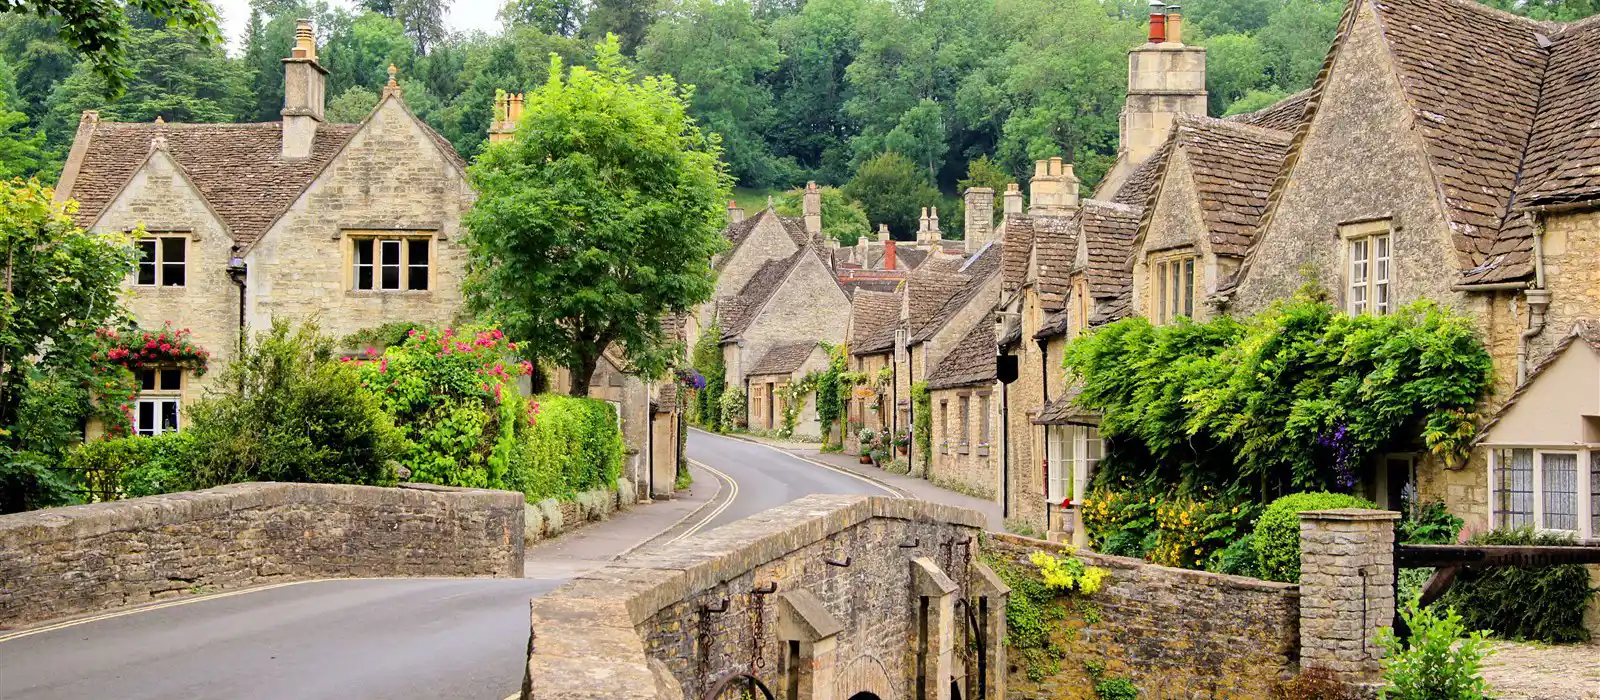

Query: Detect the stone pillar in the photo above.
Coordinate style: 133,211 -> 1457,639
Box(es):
911,557 -> 958,700
778,589 -> 843,700
970,561 -> 1011,700
804,181 -> 823,237
1002,183 -> 1023,216
1298,508 -> 1399,689
964,187 -> 994,254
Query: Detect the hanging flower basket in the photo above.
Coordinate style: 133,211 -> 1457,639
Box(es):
93,324 -> 211,375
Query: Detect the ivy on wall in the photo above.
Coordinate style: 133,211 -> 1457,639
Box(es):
911,380 -> 932,468
690,320 -> 726,431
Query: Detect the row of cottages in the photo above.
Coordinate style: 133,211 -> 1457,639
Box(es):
990,0 -> 1600,545
54,22 -> 681,499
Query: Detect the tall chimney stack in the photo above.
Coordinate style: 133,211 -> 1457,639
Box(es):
884,240 -> 897,270
1028,158 -> 1081,216
1113,0 -> 1205,177
877,223 -> 891,242
1003,183 -> 1024,216
281,19 -> 326,160
727,200 -> 745,224
964,187 -> 995,254
803,181 -> 822,237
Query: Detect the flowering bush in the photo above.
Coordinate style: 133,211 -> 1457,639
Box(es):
94,324 -> 211,375
1031,550 -> 1108,595
675,367 -> 707,390
1150,492 -> 1258,570
1082,484 -> 1157,558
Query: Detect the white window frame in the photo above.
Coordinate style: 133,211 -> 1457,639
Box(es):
134,368 -> 184,436
1045,424 -> 1100,505
348,232 -> 433,292
134,235 -> 188,288
1341,219 -> 1393,316
1486,445 -> 1596,541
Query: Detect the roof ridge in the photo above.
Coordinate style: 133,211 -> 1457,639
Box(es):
1179,114 -> 1297,143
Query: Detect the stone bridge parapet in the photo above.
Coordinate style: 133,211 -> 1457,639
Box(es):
523,495 -> 1003,700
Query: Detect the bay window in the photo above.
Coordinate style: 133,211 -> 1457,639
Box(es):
1046,424 -> 1101,505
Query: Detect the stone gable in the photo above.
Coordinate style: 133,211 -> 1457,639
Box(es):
728,252 -> 848,388
714,210 -> 800,300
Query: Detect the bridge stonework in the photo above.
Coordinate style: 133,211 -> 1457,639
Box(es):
523,495 -> 1004,700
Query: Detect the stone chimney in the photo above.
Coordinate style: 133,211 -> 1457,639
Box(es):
803,181 -> 822,237
964,187 -> 994,254
1028,158 -> 1081,216
281,19 -> 327,160
917,207 -> 942,246
489,91 -> 524,145
885,240 -> 897,270
727,200 -> 745,224
877,223 -> 891,242
1003,183 -> 1024,216
1120,2 -> 1206,170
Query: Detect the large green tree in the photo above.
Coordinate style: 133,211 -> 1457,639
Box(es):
464,38 -> 730,396
0,56 -> 53,180
775,185 -> 869,246
844,150 -> 938,238
0,0 -> 220,95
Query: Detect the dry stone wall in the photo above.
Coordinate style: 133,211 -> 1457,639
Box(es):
0,482 -> 524,628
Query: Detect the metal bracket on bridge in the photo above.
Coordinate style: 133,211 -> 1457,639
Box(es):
701,598 -> 729,614
824,556 -> 852,568
751,581 -> 778,595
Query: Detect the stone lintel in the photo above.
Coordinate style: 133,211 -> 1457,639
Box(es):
778,589 -> 844,642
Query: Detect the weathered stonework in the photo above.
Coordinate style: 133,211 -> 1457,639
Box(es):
1297,508 -> 1398,689
928,384 -> 1001,500
988,534 -> 1301,699
0,482 -> 525,628
524,496 -> 1001,700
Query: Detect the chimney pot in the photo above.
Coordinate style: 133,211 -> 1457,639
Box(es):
885,240 -> 897,270
1148,10 -> 1166,43
281,19 -> 326,159
1034,160 -> 1048,177
1165,9 -> 1183,44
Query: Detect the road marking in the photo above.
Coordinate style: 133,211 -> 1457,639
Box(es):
690,428 -> 905,498
0,578 -> 328,644
666,459 -> 739,543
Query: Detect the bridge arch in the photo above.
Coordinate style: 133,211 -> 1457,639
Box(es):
836,655 -> 895,700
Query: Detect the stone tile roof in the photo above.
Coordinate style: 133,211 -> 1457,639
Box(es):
1225,89 -> 1312,132
1034,385 -> 1098,425
1110,147 -> 1165,208
1171,116 -> 1294,258
1035,310 -> 1069,339
926,321 -> 997,390
840,278 -> 902,297
906,269 -> 970,339
849,289 -> 902,356
749,341 -> 821,377
721,251 -> 805,340
1081,202 -> 1142,302
898,247 -> 931,270
1478,319 -> 1600,441
1516,16 -> 1600,208
724,215 -> 763,245
65,120 -> 363,246
1090,288 -> 1133,326
1000,216 -> 1034,293
911,242 -> 1003,344
1030,215 -> 1079,312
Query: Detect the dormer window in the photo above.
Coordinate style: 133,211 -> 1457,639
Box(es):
1342,219 -> 1392,316
135,236 -> 187,287
1152,254 -> 1195,324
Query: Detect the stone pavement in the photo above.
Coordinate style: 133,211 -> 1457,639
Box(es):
1480,640 -> 1600,699
522,463 -> 721,580
728,434 -> 1006,532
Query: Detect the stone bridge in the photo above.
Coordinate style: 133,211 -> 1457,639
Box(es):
523,495 -> 1006,700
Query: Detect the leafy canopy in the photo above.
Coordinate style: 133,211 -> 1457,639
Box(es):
776,184 -> 868,246
464,36 -> 730,395
843,151 -> 939,239
0,0 -> 221,95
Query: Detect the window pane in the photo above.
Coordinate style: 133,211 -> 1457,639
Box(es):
161,237 -> 186,264
1495,448 -> 1534,528
137,369 -> 155,391
161,262 -> 185,287
137,241 -> 157,285
354,239 -> 374,290
357,265 -> 374,290
159,369 -> 181,391
356,239 -> 374,265
1541,452 -> 1578,531
1169,261 -> 1181,320
380,239 -> 401,265
1156,261 -> 1168,322
380,240 -> 401,290
1046,428 -> 1065,502
1182,258 -> 1195,318
160,400 -> 180,433
959,396 -> 970,442
381,263 -> 401,290
1591,451 -> 1599,537
408,239 -> 429,290
1375,235 -> 1391,315
137,401 -> 155,436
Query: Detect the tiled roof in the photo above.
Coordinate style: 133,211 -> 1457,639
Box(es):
1034,385 -> 1098,425
906,269 -> 970,337
1478,319 -> 1600,441
911,243 -> 1003,344
1081,202 -> 1141,301
1030,215 -> 1078,312
1174,115 -> 1294,257
724,215 -> 763,245
1000,216 -> 1034,293
65,120 -> 363,246
925,321 -> 997,390
718,209 -> 818,272
849,289 -> 902,356
1110,147 -> 1165,208
998,316 -> 1022,347
1090,288 -> 1133,326
749,341 -> 821,376
840,278 -> 902,297
1035,310 -> 1069,339
897,247 -> 931,270
1225,89 -> 1312,131
721,251 -> 805,339
1516,16 -> 1600,208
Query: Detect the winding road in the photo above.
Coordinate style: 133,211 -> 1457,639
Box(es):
0,430 -> 893,700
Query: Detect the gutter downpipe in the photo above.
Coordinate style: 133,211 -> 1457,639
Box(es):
1517,218 -> 1550,386
1039,337 -> 1051,531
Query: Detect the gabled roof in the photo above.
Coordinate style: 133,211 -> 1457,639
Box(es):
721,251 -> 807,340
926,321 -> 997,390
1171,116 -> 1294,258
910,243 -> 1003,345
849,289 -> 902,356
1515,15 -> 1600,209
1477,319 -> 1600,441
749,341 -> 822,377
1225,89 -> 1313,132
1081,202 -> 1142,301
840,278 -> 902,297
1034,385 -> 1098,426
63,120 -> 361,245
1029,215 -> 1078,311
906,269 -> 970,338
717,208 -> 820,273
1000,216 -> 1035,293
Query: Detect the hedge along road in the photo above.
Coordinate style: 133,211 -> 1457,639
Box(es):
0,432 -> 893,700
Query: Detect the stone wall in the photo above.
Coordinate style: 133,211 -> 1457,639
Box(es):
524,495 -> 1002,700
928,384 -> 1000,500
0,482 -> 524,628
1297,508 -> 1397,688
986,534 -> 1301,699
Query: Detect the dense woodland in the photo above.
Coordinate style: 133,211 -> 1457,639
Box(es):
1,0 -> 1597,238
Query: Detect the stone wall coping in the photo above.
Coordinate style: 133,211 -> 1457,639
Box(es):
989,532 -> 1301,595
1297,508 -> 1401,522
0,482 -> 525,545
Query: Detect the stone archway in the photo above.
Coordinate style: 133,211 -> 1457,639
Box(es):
847,694 -> 883,700
836,655 -> 894,700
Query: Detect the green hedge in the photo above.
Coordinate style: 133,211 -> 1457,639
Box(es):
509,394 -> 624,502
1253,492 -> 1376,583
65,431 -> 196,499
1438,528 -> 1597,643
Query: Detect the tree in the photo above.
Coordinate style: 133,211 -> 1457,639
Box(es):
583,0 -> 656,55
0,56 -> 54,180
464,38 -> 731,397
884,98 -> 946,184
776,185 -> 869,246
1203,33 -> 1268,116
44,24 -> 252,136
0,179 -> 137,513
1258,0 -> 1342,91
324,11 -> 415,97
843,151 -> 939,239
1222,88 -> 1291,117
0,0 -> 220,95
501,0 -> 586,35
0,14 -> 78,121
394,0 -> 452,55
327,85 -> 380,122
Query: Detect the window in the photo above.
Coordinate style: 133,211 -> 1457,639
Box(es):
978,394 -> 991,447
134,368 -> 183,436
1542,452 -> 1578,532
1492,447 -> 1596,537
1592,452 -> 1599,537
1046,425 -> 1100,505
135,236 -> 187,287
940,400 -> 950,453
1345,228 -> 1391,315
1493,448 -> 1534,529
1151,255 -> 1196,324
958,395 -> 970,450
352,235 -> 430,291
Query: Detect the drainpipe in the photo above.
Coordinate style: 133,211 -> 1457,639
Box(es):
226,256 -> 247,346
1039,338 -> 1051,530
1516,219 -> 1550,386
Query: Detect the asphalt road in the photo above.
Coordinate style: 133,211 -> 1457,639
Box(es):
0,431 -> 891,700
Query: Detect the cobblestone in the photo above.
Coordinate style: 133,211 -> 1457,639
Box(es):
1480,640 -> 1600,699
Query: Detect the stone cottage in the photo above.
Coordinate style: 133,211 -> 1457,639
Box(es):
744,341 -> 831,438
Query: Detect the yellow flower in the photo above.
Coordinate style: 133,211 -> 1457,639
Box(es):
1231,507 -> 1239,514
1148,497 -> 1156,505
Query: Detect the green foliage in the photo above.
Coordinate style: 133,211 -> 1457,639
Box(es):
326,85 -> 381,122
1398,499 -> 1464,545
465,38 -> 731,395
1083,658 -> 1138,700
1252,492 -> 1375,583
343,321 -> 429,352
0,0 -> 221,95
984,551 -> 1068,682
774,365 -> 822,439
1375,598 -> 1493,700
719,386 -> 747,431
44,23 -> 251,136
509,393 -> 624,501
1222,88 -> 1292,117
64,430 -> 195,499
1437,528 -> 1597,644
691,321 -> 726,431
182,320 -> 403,490
1206,532 -> 1258,577
843,151 -> 939,238
813,344 -> 849,445
776,185 -> 869,246
1031,550 -> 1108,595
1083,484 -> 1259,570
0,178 -> 137,513
911,380 -> 932,468
1066,294 -> 1495,496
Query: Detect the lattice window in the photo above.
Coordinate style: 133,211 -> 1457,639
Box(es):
1541,452 -> 1579,532
1494,448 -> 1533,529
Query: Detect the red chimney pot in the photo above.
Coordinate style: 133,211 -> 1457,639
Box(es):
1149,13 -> 1166,42
884,240 -> 897,271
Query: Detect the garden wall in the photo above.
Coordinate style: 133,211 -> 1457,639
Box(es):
0,482 -> 524,628
987,533 -> 1301,699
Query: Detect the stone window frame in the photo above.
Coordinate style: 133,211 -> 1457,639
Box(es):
341,229 -> 437,294
1148,249 -> 1197,325
957,391 -> 971,454
132,231 -> 194,288
1487,445 -> 1596,541
1070,277 -> 1090,339
939,399 -> 950,454
134,367 -> 185,436
977,391 -> 992,456
1338,217 -> 1394,317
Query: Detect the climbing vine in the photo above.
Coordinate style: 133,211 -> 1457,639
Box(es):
690,320 -> 726,431
814,343 -> 849,446
911,380 -> 931,468
775,368 -> 822,439
984,542 -> 1109,683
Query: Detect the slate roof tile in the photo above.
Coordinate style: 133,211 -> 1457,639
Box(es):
849,289 -> 902,356
749,341 -> 822,376
1516,15 -> 1600,208
926,321 -> 997,390
1224,89 -> 1313,131
1173,115 -> 1294,258
911,242 -> 1003,344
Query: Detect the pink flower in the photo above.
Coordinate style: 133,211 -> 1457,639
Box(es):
159,343 -> 171,352
378,358 -> 388,373
365,347 -> 379,357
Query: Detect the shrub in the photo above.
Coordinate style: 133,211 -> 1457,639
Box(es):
1437,527 -> 1597,643
1083,485 -> 1157,558
1253,492 -> 1375,583
1150,492 -> 1258,570
1398,498 -> 1463,545
1274,667 -> 1361,700
719,386 -> 746,431
65,431 -> 196,499
183,320 -> 403,489
509,394 -> 624,501
1375,598 -> 1492,700
1206,532 -> 1259,577
1032,550 -> 1108,595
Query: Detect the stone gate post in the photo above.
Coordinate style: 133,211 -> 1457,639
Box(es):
1297,508 -> 1399,689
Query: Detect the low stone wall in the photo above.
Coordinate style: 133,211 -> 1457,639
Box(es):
524,495 -> 999,700
986,533 -> 1301,699
0,482 -> 524,628
523,478 -> 635,545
